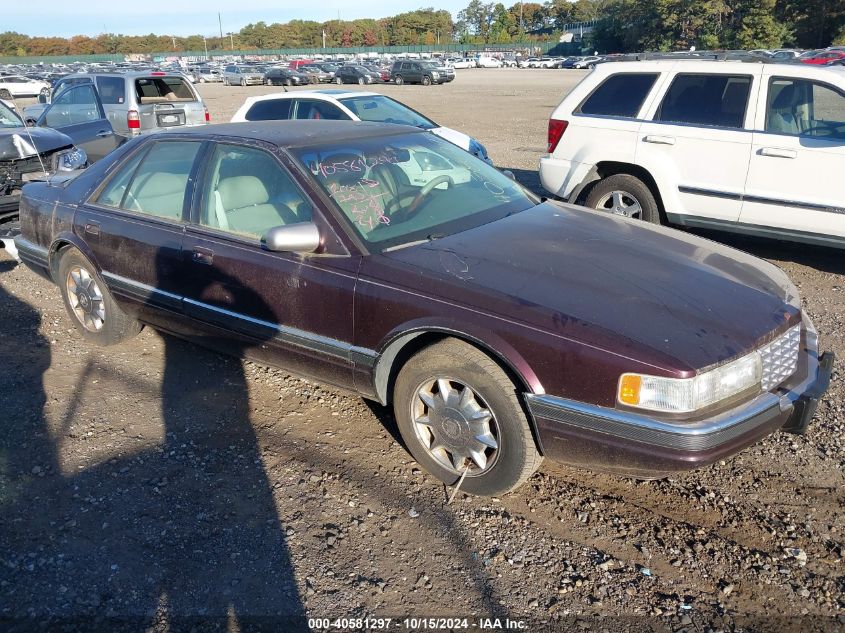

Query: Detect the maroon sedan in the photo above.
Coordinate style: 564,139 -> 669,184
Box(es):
14,121 -> 833,496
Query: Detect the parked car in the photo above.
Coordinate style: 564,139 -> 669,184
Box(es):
14,119 -> 832,495
572,56 -> 603,69
231,90 -> 491,164
0,75 -> 51,99
298,65 -> 332,83
0,86 -> 115,229
288,59 -> 316,71
223,65 -> 265,86
540,60 -> 845,249
264,67 -> 311,87
518,57 -> 538,68
501,57 -> 518,67
800,50 -> 845,65
451,58 -> 475,69
390,60 -> 443,85
192,67 -> 222,83
476,56 -> 503,68
22,71 -> 209,138
334,65 -> 381,85
535,57 -> 557,69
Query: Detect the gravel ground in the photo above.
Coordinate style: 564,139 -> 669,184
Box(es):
1,69 -> 844,632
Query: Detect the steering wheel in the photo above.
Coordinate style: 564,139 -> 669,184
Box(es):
802,123 -> 840,138
401,175 -> 452,221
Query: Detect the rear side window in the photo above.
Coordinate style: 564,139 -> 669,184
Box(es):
95,76 -> 125,104
294,100 -> 345,120
135,77 -> 195,103
656,74 -> 752,128
122,141 -> 201,220
245,99 -> 293,121
578,73 -> 658,118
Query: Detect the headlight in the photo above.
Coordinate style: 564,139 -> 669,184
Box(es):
53,146 -> 87,172
431,72 -> 440,78
618,351 -> 762,414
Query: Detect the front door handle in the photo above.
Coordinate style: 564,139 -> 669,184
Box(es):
84,222 -> 100,237
96,130 -> 112,137
643,135 -> 676,146
760,147 -> 797,159
192,248 -> 213,265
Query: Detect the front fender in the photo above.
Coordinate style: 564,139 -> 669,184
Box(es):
371,316 -> 546,405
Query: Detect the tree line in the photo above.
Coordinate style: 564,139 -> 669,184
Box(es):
0,0 -> 842,58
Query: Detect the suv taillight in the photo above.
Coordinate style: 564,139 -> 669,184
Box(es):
127,109 -> 140,130
204,105 -> 210,122
547,119 -> 568,153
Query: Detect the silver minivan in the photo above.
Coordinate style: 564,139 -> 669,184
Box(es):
22,71 -> 209,137
223,65 -> 265,86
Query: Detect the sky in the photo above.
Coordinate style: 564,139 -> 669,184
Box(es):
7,1 -> 460,38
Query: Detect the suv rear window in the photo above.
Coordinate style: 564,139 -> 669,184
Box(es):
245,99 -> 293,121
134,77 -> 195,104
578,73 -> 658,118
656,74 -> 752,128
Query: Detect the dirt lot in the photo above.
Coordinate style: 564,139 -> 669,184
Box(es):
1,68 -> 844,632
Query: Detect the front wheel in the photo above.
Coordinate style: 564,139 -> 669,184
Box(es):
358,76 -> 365,85
394,75 -> 403,85
422,75 -> 432,86
393,339 -> 542,496
285,78 -> 292,86
58,248 -> 142,346
585,174 -> 661,224
334,76 -> 342,84
0,88 -> 12,99
240,78 -> 247,86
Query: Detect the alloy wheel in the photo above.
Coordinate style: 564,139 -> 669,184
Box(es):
66,266 -> 106,332
412,378 -> 500,476
595,190 -> 643,219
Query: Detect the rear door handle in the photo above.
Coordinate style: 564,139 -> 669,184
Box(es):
96,130 -> 112,137
760,147 -> 797,159
84,222 -> 100,237
192,248 -> 213,265
643,135 -> 676,146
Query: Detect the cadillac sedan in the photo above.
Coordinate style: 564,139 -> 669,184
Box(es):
14,121 -> 833,496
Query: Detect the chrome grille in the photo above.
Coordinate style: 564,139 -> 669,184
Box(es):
760,325 -> 801,391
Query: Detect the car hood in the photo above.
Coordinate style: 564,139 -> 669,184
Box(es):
430,126 -> 471,152
381,202 -> 799,372
0,126 -> 73,160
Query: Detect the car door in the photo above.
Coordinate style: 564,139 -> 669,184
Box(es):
37,83 -> 119,162
75,138 -> 204,330
740,72 -> 845,243
637,69 -> 760,223
180,140 -> 360,389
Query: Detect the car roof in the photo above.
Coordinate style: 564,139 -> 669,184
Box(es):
152,120 -> 422,148
594,59 -> 845,78
241,89 -> 380,105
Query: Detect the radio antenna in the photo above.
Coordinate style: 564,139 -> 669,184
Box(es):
8,86 -> 51,185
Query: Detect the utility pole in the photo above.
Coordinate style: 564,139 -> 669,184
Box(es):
218,13 -> 223,39
203,36 -> 208,59
229,33 -> 234,50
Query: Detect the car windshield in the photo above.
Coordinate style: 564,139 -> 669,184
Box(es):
339,95 -> 436,129
295,132 -> 537,251
0,100 -> 22,127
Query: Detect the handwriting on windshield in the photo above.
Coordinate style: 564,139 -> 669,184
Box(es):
328,180 -> 391,230
466,165 -> 515,204
317,152 -> 401,178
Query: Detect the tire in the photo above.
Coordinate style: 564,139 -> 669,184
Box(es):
358,76 -> 365,85
393,339 -> 542,497
223,77 -> 229,86
240,77 -> 247,87
394,75 -> 403,85
585,173 -> 661,224
285,78 -> 292,87
334,76 -> 342,85
588,64 -> 595,69
422,75 -> 432,86
199,77 -> 207,83
57,248 -> 142,346
0,89 -> 11,99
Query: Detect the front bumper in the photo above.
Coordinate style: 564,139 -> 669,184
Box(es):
526,330 -> 834,478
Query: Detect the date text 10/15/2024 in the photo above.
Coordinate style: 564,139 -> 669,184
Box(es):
307,617 -> 529,630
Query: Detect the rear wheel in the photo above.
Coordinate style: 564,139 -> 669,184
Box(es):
58,248 -> 142,346
0,89 -> 11,99
334,76 -> 342,84
422,75 -> 432,86
393,339 -> 542,496
585,173 -> 661,224
394,75 -> 404,85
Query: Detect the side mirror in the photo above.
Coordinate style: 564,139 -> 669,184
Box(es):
37,93 -> 48,104
501,170 -> 516,181
263,222 -> 321,253
25,118 -> 36,127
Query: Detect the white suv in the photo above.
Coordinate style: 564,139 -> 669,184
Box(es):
540,60 -> 845,249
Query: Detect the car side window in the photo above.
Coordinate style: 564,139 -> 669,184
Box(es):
245,99 -> 294,121
42,84 -> 104,128
200,144 -> 313,239
94,148 -> 149,208
766,78 -> 845,140
578,73 -> 658,118
294,100 -> 345,120
656,73 -> 752,128
121,141 -> 201,220
94,76 -> 125,104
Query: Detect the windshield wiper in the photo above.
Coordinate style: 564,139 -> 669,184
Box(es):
381,233 -> 445,253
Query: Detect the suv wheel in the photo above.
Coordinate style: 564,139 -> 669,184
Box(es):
334,76 -> 342,84
58,248 -> 142,346
240,77 -> 247,87
394,75 -> 404,85
358,76 -> 365,85
586,174 -> 661,224
393,339 -> 542,497
0,89 -> 11,100
422,75 -> 432,86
